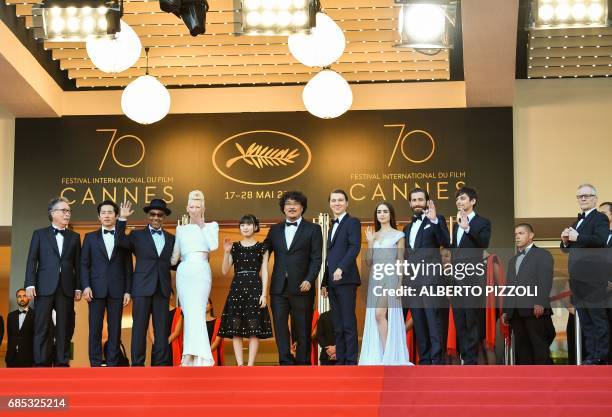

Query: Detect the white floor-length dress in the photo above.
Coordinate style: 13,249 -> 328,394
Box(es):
359,229 -> 412,366
171,222 -> 218,366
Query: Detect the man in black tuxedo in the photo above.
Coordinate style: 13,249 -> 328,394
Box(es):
321,189 -> 361,365
81,200 -> 133,367
403,188 -> 450,365
25,196 -> 81,366
450,187 -> 491,365
116,199 -> 174,366
561,184 -> 609,364
264,191 -> 323,365
6,289 -> 35,367
502,224 -> 555,364
599,202 -> 612,363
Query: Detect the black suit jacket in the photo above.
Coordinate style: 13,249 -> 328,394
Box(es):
560,210 -> 609,301
24,226 -> 81,296
81,228 -> 133,299
451,214 -> 491,260
503,246 -> 554,318
264,219 -> 323,296
116,220 -> 175,298
322,214 -> 361,288
6,309 -> 35,366
403,214 -> 450,260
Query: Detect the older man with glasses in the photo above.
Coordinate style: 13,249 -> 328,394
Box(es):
25,196 -> 82,366
561,184 -> 610,364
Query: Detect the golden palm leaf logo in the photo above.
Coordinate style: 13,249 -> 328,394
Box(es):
225,142 -> 300,169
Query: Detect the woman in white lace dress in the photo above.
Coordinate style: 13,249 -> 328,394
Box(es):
171,190 -> 218,366
359,201 -> 411,366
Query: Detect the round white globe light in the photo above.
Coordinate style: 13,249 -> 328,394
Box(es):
86,20 -> 141,74
288,13 -> 345,68
403,4 -> 446,43
571,3 -> 587,21
121,75 -> 171,125
302,70 -> 352,119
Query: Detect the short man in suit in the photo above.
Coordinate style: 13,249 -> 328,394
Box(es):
403,188 -> 450,365
599,201 -> 612,363
81,200 -> 133,367
264,191 -> 323,365
25,196 -> 81,366
116,199 -> 174,366
502,224 -> 555,364
6,289 -> 35,367
450,187 -> 491,365
321,189 -> 361,365
561,184 -> 609,364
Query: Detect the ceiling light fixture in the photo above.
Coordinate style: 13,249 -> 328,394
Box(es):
530,0 -> 608,29
86,20 -> 141,73
234,0 -> 320,36
395,0 -> 457,54
32,0 -> 122,41
159,0 -> 210,36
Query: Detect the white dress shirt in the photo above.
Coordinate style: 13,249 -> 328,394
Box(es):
409,215 -> 423,249
456,211 -> 476,246
149,226 -> 165,256
18,308 -> 29,330
102,227 -> 115,260
285,217 -> 302,250
576,207 -> 596,229
330,212 -> 347,242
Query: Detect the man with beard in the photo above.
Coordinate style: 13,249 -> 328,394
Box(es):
116,199 -> 175,366
403,188 -> 450,365
6,289 -> 35,367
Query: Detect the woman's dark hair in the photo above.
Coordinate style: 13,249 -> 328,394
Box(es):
279,191 -> 308,214
373,201 -> 397,231
239,214 -> 260,233
207,298 -> 214,316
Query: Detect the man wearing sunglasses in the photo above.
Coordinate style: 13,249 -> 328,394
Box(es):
116,199 -> 175,366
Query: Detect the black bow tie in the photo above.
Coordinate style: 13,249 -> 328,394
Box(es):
53,228 -> 65,236
332,219 -> 340,225
517,249 -> 527,256
412,215 -> 423,223
103,229 -> 115,235
19,310 -> 27,315
286,222 -> 298,227
577,212 -> 586,221
150,229 -> 162,235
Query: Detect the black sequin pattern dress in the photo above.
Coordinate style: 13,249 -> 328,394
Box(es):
218,242 -> 273,339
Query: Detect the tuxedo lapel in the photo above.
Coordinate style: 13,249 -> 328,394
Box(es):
160,230 -> 173,259
144,227 -> 160,257
414,219 -> 427,249
46,227 -> 60,258
329,215 -> 347,248
60,230 -> 71,259
288,221 -> 305,253
96,229 -> 110,260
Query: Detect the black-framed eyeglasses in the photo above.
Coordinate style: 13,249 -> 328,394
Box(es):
576,194 -> 596,200
52,208 -> 71,214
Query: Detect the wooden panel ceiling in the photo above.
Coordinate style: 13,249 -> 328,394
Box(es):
7,0 -> 450,88
528,26 -> 612,79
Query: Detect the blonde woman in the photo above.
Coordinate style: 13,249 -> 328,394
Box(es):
171,190 -> 219,366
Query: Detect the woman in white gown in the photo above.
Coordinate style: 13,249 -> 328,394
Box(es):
171,190 -> 219,366
359,201 -> 412,366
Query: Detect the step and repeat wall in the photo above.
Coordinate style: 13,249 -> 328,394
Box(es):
10,108 -> 514,304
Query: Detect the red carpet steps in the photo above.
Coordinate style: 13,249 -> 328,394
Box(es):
1,366 -> 611,417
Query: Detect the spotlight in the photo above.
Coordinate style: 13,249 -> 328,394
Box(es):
531,0 -> 609,29
32,0 -> 121,41
233,0 -> 320,36
159,0 -> 209,36
395,1 -> 457,52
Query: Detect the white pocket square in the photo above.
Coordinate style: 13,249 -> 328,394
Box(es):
424,224 -> 431,230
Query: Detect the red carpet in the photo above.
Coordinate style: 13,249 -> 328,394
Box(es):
1,366 -> 611,416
